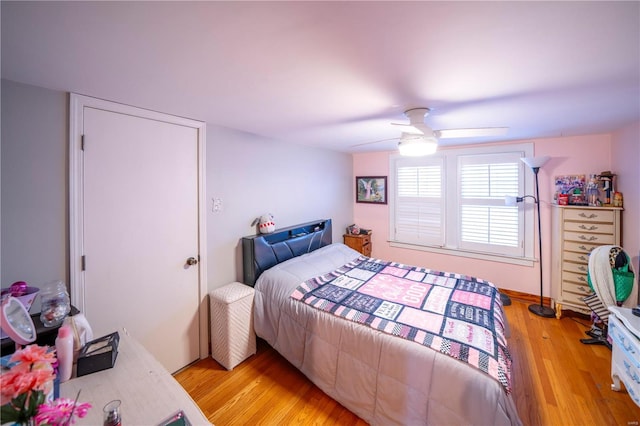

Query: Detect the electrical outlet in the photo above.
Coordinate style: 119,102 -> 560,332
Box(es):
212,198 -> 222,212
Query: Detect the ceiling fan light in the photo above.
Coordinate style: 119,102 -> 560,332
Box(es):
398,135 -> 438,156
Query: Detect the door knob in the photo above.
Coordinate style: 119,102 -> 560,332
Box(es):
186,257 -> 198,266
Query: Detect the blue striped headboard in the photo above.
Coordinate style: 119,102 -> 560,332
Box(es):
241,219 -> 332,286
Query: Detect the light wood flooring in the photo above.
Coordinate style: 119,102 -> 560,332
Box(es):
174,300 -> 640,425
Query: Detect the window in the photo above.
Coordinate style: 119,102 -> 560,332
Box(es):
394,157 -> 444,246
389,143 -> 535,262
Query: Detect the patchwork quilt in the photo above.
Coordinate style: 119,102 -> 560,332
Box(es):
291,256 -> 513,393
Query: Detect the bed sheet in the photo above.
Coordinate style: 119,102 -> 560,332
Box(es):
253,243 -> 522,425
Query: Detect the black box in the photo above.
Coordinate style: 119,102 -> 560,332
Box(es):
76,331 -> 119,377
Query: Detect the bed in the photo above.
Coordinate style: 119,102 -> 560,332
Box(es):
242,219 -> 522,425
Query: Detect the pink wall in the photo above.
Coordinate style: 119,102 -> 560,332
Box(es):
612,121 -> 639,303
353,133 -> 620,297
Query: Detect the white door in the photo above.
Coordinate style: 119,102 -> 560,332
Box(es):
69,95 -> 207,373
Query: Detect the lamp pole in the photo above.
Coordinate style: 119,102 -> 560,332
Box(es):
528,167 -> 555,318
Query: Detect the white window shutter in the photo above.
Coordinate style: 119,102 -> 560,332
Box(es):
393,158 -> 444,246
458,154 -> 523,256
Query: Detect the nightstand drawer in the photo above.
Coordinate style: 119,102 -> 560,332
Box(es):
343,233 -> 372,256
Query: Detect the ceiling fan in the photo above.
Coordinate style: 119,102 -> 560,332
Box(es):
356,108 -> 509,156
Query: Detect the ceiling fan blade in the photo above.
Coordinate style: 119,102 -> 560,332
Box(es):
350,136 -> 399,148
390,123 -> 424,134
436,127 -> 509,139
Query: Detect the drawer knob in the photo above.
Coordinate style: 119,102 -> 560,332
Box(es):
621,336 -> 635,354
578,256 -> 587,261
578,276 -> 587,283
578,266 -> 586,271
579,213 -> 597,219
579,224 -> 598,231
578,235 -> 598,241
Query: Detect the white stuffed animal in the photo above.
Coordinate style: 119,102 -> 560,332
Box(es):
252,213 -> 275,234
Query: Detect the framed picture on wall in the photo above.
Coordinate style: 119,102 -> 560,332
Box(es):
356,176 -> 387,204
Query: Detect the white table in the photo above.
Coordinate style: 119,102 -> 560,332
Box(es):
61,329 -> 211,425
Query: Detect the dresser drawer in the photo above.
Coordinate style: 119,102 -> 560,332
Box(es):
560,288 -> 590,305
564,209 -> 615,223
564,231 -> 616,245
563,251 -> 590,264
562,261 -> 589,274
561,280 -> 592,297
564,222 -> 615,234
562,270 -> 589,285
564,241 -> 601,254
610,315 -> 640,368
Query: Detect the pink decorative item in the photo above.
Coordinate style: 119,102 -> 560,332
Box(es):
9,281 -> 28,296
0,285 -> 40,340
0,284 -> 40,312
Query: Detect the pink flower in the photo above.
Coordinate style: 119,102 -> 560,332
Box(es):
0,368 -> 54,401
1,345 -> 56,404
10,344 -> 56,366
35,398 -> 92,425
1,344 -> 90,425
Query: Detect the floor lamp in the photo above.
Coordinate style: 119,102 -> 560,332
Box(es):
507,156 -> 555,318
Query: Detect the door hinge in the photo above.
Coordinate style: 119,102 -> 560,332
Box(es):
81,135 -> 85,151
81,255 -> 86,271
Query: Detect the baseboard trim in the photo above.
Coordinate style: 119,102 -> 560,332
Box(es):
499,288 -> 552,306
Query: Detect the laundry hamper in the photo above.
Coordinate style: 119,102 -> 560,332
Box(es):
210,282 -> 256,370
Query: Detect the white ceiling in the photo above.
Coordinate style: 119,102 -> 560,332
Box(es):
2,1 -> 639,153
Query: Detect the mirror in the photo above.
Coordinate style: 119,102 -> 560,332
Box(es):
0,296 -> 36,345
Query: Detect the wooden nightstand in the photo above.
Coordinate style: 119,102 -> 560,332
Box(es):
343,233 -> 372,256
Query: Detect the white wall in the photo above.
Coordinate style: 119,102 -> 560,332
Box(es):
0,79 -> 354,294
205,125 -> 353,287
1,80 -> 69,289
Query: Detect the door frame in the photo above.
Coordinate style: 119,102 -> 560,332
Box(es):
69,93 -> 209,361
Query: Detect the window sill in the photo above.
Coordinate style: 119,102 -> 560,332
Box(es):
388,240 -> 536,267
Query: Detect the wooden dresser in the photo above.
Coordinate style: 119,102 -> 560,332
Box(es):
608,306 -> 640,408
343,233 -> 372,256
551,205 -> 622,317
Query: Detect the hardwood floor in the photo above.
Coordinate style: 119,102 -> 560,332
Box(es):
174,300 -> 640,425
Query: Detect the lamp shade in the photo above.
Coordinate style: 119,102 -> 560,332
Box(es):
398,133 -> 437,156
521,156 -> 550,170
